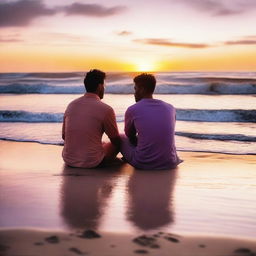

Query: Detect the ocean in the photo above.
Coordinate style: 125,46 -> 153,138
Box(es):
0,71 -> 255,155
1,71 -> 256,238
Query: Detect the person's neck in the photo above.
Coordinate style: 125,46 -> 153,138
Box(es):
85,92 -> 101,98
142,95 -> 153,99
86,92 -> 99,96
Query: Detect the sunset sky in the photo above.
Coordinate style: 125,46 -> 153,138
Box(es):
0,0 -> 256,72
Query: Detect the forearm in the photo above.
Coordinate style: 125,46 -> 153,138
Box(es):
62,115 -> 66,140
110,136 -> 121,152
128,135 -> 137,146
125,125 -> 137,146
62,124 -> 65,140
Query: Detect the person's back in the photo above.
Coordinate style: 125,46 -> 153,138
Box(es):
125,98 -> 177,169
62,69 -> 120,168
121,73 -> 181,170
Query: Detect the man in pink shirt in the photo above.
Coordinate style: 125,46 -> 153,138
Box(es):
121,73 -> 182,170
62,69 -> 120,168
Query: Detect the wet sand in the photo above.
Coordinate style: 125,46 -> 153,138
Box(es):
1,228 -> 256,256
0,140 -> 256,255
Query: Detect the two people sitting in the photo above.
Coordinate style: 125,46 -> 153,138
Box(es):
62,69 -> 181,170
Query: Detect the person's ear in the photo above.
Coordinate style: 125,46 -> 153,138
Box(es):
140,87 -> 147,95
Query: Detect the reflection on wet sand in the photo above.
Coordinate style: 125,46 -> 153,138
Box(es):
60,164 -> 120,230
60,163 -> 177,232
126,168 -> 177,231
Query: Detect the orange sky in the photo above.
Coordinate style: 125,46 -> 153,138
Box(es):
0,0 -> 256,72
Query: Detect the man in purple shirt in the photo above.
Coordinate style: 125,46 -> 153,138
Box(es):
121,73 -> 182,170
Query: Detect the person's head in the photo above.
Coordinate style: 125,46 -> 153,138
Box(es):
133,73 -> 156,102
84,69 -> 106,99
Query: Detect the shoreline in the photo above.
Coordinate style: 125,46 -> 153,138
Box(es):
1,140 -> 256,173
1,138 -> 256,156
1,228 -> 256,256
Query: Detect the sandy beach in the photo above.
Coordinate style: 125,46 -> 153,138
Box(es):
1,228 -> 256,256
0,140 -> 256,255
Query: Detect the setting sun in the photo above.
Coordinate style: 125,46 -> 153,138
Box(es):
135,61 -> 157,72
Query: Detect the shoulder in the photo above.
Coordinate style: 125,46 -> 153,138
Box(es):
159,100 -> 175,110
99,101 -> 115,113
125,102 -> 139,114
65,96 -> 84,109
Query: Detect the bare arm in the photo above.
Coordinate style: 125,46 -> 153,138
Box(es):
104,108 -> 120,151
62,115 -> 66,140
110,136 -> 121,152
124,109 -> 137,146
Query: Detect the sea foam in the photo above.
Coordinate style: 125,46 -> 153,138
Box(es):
0,109 -> 255,123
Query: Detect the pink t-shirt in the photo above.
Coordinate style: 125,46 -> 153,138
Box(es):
62,93 -> 119,168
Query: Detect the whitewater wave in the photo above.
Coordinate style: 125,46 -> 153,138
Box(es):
0,111 -> 123,123
0,132 -> 255,144
0,109 -> 255,123
1,71 -> 256,95
0,137 -> 64,146
0,110 -> 64,122
165,76 -> 256,84
0,84 -> 84,94
1,82 -> 256,94
0,72 -> 82,79
175,132 -> 256,142
0,72 -> 135,80
177,109 -> 256,122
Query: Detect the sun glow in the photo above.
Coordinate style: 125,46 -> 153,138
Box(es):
135,61 -> 157,72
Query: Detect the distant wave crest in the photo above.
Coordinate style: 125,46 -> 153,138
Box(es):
0,72 -> 82,79
0,71 -> 256,94
0,84 -> 84,94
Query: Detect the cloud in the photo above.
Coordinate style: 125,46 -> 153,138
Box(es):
224,35 -> 256,45
45,32 -> 87,42
62,3 -> 127,17
0,0 -> 57,27
0,33 -> 22,42
225,40 -> 256,45
116,30 -> 132,36
174,0 -> 256,16
0,37 -> 22,43
241,35 -> 256,40
0,0 -> 127,27
134,38 -> 210,49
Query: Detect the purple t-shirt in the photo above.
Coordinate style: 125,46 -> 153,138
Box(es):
124,98 -> 178,170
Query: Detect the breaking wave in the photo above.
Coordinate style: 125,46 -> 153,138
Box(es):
0,83 -> 255,94
0,132 -> 255,144
0,72 -> 255,94
0,109 -> 255,123
176,109 -> 256,122
175,132 -> 256,142
0,111 -> 63,122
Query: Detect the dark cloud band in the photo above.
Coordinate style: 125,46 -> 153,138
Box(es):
62,3 -> 126,17
0,0 -> 56,27
0,0 -> 127,27
173,0 -> 256,16
134,38 -> 210,49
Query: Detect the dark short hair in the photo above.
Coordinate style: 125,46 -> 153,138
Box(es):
133,73 -> 156,94
84,69 -> 106,92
